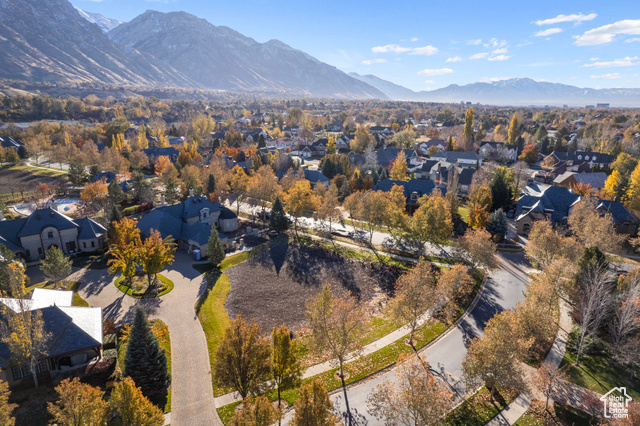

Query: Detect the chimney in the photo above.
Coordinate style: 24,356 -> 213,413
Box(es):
160,193 -> 166,206
189,188 -> 194,197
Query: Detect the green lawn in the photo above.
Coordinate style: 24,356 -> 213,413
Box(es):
114,273 -> 174,298
71,253 -> 109,270
560,350 -> 640,399
444,386 -> 517,426
5,163 -> 68,178
459,205 -> 470,223
26,280 -> 88,307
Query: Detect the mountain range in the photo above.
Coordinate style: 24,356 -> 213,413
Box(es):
1,0 -> 639,105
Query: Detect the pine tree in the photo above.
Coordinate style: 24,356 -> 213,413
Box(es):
206,174 -> 216,195
165,178 -> 180,205
124,307 -> 170,407
486,208 -> 508,241
269,197 -> 289,233
108,179 -> 125,206
68,162 -> 87,186
40,246 -> 72,285
207,226 -> 225,266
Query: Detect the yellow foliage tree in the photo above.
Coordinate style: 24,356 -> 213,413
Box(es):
604,169 -> 623,200
390,151 -> 408,181
627,162 -> 640,211
283,180 -> 319,237
107,218 -> 142,286
80,178 -> 109,204
137,229 -> 176,290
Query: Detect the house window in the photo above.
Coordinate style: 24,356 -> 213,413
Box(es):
21,365 -> 30,378
65,241 -> 76,252
585,155 -> 590,160
47,231 -> 53,239
593,156 -> 597,161
577,155 -> 582,160
83,242 -> 87,248
91,241 -> 95,248
38,360 -> 48,373
11,366 -> 21,380
38,247 -> 42,255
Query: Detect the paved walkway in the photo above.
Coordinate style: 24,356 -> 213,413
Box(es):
486,298 -> 572,426
32,252 -> 224,426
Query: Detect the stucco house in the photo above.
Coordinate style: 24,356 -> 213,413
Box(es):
0,208 -> 106,261
479,141 -> 518,163
137,195 -> 238,254
0,289 -> 102,388
429,151 -> 482,169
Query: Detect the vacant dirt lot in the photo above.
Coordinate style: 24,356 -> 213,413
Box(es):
225,242 -> 399,332
0,167 -> 66,195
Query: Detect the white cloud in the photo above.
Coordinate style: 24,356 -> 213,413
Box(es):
470,52 -> 489,59
417,68 -> 454,76
466,39 -> 483,45
535,28 -> 563,37
372,44 -> 411,53
409,45 -> 439,55
492,47 -> 508,54
590,57 -> 599,61
625,37 -> 640,43
484,38 -> 507,48
535,13 -> 597,26
488,54 -> 511,61
575,19 -> 640,45
423,80 -> 435,84
411,37 -> 419,42
446,56 -> 463,63
591,73 -> 622,79
582,56 -> 639,67
371,44 -> 437,55
361,58 -> 388,65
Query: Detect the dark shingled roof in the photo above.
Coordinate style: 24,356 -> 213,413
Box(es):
372,178 -> 446,205
430,151 -> 482,162
458,168 -> 476,185
596,199 -> 639,225
17,208 -> 78,238
304,169 -> 330,185
75,218 -> 107,240
516,184 -> 581,224
376,147 -> 416,168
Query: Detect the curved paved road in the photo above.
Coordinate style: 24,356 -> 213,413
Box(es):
283,252 -> 532,425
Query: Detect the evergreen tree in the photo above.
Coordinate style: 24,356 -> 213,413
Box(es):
0,244 -> 16,295
486,209 -> 508,241
165,178 -> 180,205
108,179 -> 125,205
68,162 -> 87,186
339,179 -> 351,201
124,307 -> 170,407
269,197 -> 289,233
110,204 -> 123,223
489,168 -> 512,211
207,226 -> 225,266
446,136 -> 455,151
206,173 -> 216,195
40,246 -> 72,285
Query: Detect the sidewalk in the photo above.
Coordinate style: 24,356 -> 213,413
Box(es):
485,298 -> 572,426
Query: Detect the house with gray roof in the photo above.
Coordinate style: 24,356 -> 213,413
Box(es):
553,172 -> 607,191
137,195 -> 238,255
429,150 -> 482,169
376,147 -> 418,168
0,289 -> 102,388
479,141 -> 517,163
516,183 -> 638,235
546,150 -> 614,169
0,208 -> 105,261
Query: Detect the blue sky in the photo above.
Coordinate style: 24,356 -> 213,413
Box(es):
72,0 -> 640,91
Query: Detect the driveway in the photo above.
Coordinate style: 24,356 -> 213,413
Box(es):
28,252 -> 223,426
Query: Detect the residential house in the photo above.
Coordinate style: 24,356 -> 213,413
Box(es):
336,135 -> 353,151
0,289 -> 102,388
348,151 -> 366,167
414,160 -> 440,179
283,126 -> 301,138
553,172 -> 607,191
303,168 -> 330,188
0,208 -> 106,261
369,126 -> 395,138
458,168 -> 476,194
142,146 -> 180,166
545,150 -> 614,169
372,178 -> 446,213
479,141 -> 518,163
137,195 -> 238,255
414,139 -> 446,156
515,183 -> 638,235
376,147 -> 418,168
168,136 -> 187,146
0,137 -> 24,152
429,151 -> 482,169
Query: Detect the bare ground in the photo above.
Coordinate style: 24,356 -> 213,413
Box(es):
0,167 -> 66,195
224,242 -> 399,332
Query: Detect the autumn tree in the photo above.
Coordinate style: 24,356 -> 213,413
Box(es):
351,126 -> 371,153
437,264 -> 476,322
610,273 -> 640,351
467,185 -> 492,228
192,114 -> 215,141
627,161 -> 640,211
109,377 -> 164,426
524,220 -> 578,268
292,380 -> 338,426
283,180 -> 319,237
326,136 -> 337,154
306,285 -> 367,426
389,150 -> 408,181
367,354 -> 454,426
390,129 -> 417,149
462,309 -> 531,401
507,113 -> 519,146
316,184 -> 340,235
229,396 -> 279,426
207,226 -> 225,266
124,307 -> 170,406
247,166 -> 281,221
107,218 -> 142,285
214,316 -> 271,400
47,378 -> 109,426
80,178 -> 108,207
568,195 -> 626,253
518,144 -> 538,164
0,263 -> 50,389
271,325 -> 302,412
393,259 -> 438,351
137,229 -> 176,289
228,165 -> 250,217
456,228 -> 499,271
0,372 -> 16,425
604,169 -> 624,200
462,107 -> 474,151
534,365 -> 566,412
359,190 -> 389,246
40,245 -> 72,285
409,191 -> 453,251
